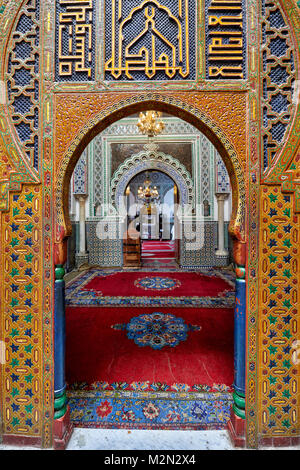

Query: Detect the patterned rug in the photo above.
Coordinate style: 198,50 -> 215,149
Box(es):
66,306 -> 234,430
67,388 -> 233,430
66,267 -> 235,308
142,259 -> 178,268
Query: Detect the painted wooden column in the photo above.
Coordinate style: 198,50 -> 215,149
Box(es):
54,264 -> 67,420
227,241 -> 246,447
233,265 -> 246,419
215,192 -> 229,257
53,240 -> 73,449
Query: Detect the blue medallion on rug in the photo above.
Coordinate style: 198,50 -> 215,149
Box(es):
112,312 -> 201,350
134,277 -> 181,290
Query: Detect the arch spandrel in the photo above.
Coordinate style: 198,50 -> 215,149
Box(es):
54,92 -> 247,243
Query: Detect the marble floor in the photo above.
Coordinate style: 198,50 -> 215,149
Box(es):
67,429 -> 234,451
0,428 -> 299,450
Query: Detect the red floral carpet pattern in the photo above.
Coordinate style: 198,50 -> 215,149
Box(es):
66,307 -> 234,388
66,306 -> 234,430
81,271 -> 233,298
66,268 -> 235,430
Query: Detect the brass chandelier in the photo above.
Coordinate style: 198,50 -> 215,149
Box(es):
137,111 -> 165,138
137,172 -> 160,203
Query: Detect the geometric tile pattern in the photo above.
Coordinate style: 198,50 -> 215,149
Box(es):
260,188 -> 299,438
104,0 -> 196,81
86,221 -> 123,267
129,170 -> 175,202
215,153 -> 230,193
55,0 -> 95,82
180,222 -> 230,267
261,0 -> 296,172
73,150 -> 87,195
6,0 -> 40,172
1,189 -> 43,439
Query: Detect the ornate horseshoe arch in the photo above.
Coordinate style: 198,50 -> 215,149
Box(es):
56,94 -> 246,243
111,148 -> 194,207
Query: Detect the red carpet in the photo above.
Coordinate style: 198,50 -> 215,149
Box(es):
82,271 -> 233,297
142,252 -> 175,259
143,241 -> 174,250
66,307 -> 234,389
142,241 -> 175,259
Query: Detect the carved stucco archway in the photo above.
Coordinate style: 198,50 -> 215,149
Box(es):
55,94 -> 246,244
111,148 -> 194,207
53,96 -> 248,445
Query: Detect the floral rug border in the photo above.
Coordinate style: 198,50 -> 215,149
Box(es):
67,389 -> 233,431
65,268 -> 236,308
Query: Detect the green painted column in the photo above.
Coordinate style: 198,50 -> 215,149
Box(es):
233,265 -> 246,420
54,264 -> 67,420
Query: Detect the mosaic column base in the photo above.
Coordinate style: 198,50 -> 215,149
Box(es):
53,406 -> 73,450
227,407 -> 246,448
214,252 -> 229,264
75,252 -> 89,269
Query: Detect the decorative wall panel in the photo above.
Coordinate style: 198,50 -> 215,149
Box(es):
180,221 -> 230,267
86,221 -> 123,267
54,93 -> 246,243
259,188 -> 299,441
0,0 -> 299,450
111,148 -> 194,207
0,188 -> 45,442
55,0 -> 96,82
205,0 -> 247,80
73,150 -> 88,194
261,0 -> 296,174
73,116 -> 229,220
105,0 -> 196,81
6,0 -> 41,172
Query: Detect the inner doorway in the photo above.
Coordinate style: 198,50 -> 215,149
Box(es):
63,110 -> 236,432
125,170 -> 178,266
